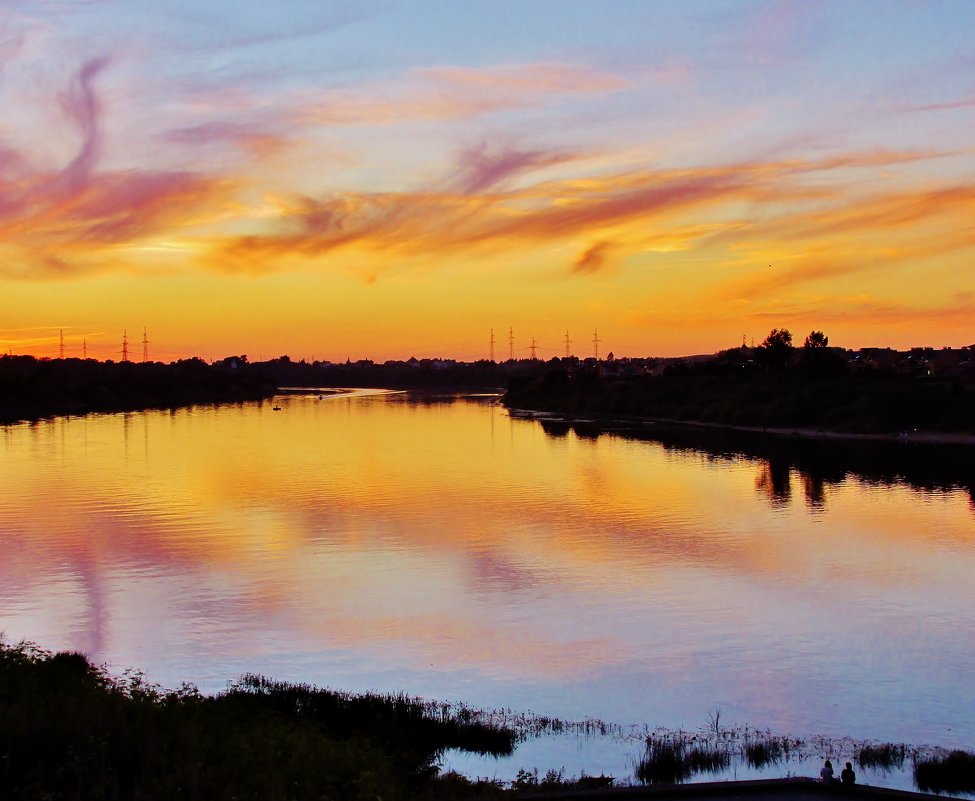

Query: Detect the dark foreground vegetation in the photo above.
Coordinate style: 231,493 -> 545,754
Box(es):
0,638 -> 514,801
503,336 -> 975,437
4,639 -> 974,799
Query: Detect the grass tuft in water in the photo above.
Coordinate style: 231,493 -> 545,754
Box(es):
745,738 -> 786,768
914,750 -> 975,794
636,737 -> 729,785
858,742 -> 907,770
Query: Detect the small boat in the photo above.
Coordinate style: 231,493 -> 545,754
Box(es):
272,405 -> 282,411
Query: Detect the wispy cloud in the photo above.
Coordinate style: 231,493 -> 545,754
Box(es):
207,161 -> 765,276
453,143 -> 578,194
572,241 -> 615,275
198,142 -> 970,283
905,96 -> 975,113
302,63 -> 627,127
163,121 -> 290,158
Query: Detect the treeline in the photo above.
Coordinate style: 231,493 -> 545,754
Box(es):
0,354 -> 529,424
240,355 -> 516,391
504,334 -> 974,435
0,355 -> 275,423
0,638 -> 514,801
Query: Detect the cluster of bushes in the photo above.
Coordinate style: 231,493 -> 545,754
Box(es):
0,638 -> 514,801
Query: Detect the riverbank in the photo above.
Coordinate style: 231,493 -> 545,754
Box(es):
507,407 -> 975,447
502,366 -> 975,443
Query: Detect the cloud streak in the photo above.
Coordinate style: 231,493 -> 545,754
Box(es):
572,241 -> 615,275
207,146 -> 961,280
302,63 -> 627,127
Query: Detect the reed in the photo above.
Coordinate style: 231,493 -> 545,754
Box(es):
857,742 -> 907,770
745,738 -> 786,768
914,750 -> 975,794
636,737 -> 729,785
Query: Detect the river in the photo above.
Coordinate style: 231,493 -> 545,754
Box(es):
1,390 -> 973,788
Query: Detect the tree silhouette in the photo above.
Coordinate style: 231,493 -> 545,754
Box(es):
803,331 -> 829,349
761,329 -> 793,349
758,329 -> 794,368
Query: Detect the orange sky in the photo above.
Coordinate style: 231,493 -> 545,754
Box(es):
1,2 -> 973,361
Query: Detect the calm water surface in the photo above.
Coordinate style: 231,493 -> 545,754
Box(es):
2,391 -> 973,784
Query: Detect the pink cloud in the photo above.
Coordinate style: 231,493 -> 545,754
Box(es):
907,96 -> 975,113
0,58 -> 236,279
417,63 -> 627,94
56,56 -> 109,195
303,63 -> 627,127
453,144 -> 577,194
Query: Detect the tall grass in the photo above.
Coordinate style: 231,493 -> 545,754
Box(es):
857,742 -> 908,770
914,750 -> 975,794
636,737 -> 729,785
745,738 -> 786,768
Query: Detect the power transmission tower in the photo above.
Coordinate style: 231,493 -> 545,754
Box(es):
83,338 -> 87,359
564,330 -> 571,358
508,327 -> 514,361
121,330 -> 129,362
592,329 -> 601,360
529,337 -> 538,360
142,327 -> 149,363
59,329 -> 64,359
489,328 -> 495,362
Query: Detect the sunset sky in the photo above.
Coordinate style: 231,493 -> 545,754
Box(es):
1,0 -> 973,362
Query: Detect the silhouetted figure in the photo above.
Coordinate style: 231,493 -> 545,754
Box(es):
841,762 -> 856,786
820,759 -> 835,784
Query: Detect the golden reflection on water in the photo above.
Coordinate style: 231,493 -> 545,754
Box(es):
1,391 -> 974,746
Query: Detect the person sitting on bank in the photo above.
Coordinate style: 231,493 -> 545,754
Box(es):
820,759 -> 835,783
841,762 -> 856,786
